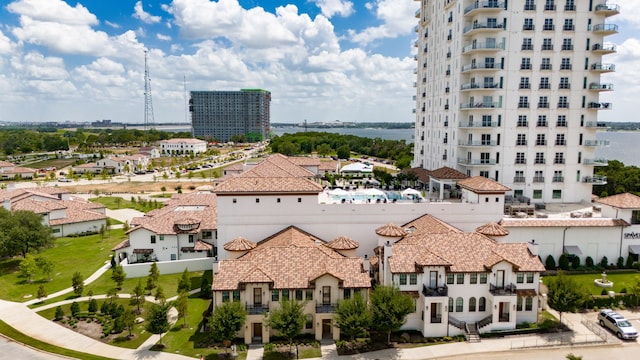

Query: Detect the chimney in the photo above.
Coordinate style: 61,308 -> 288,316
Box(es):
362,254 -> 370,273
527,239 -> 539,256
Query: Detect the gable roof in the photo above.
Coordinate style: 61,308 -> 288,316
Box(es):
213,226 -> 371,291
595,193 -> 640,209
457,176 -> 511,193
428,167 -> 469,180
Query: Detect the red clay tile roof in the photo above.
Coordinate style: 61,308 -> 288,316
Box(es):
476,222 -> 510,236
241,154 -> 315,178
0,160 -> 14,167
318,160 -> 339,172
595,193 -> 640,209
181,240 -> 213,252
213,226 -> 371,291
402,214 -> 462,235
401,168 -> 431,183
326,235 -> 360,250
428,167 -> 469,180
289,157 -> 321,166
224,237 -> 257,251
375,223 -> 407,237
457,176 -> 511,193
112,239 -> 130,251
500,218 -> 629,227
214,177 -> 322,194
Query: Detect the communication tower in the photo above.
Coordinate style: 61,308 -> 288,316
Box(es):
144,50 -> 155,130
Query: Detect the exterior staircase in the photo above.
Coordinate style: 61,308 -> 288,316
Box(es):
465,322 -> 481,343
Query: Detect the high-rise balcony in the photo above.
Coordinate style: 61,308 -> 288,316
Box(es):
593,24 -> 618,35
582,175 -> 607,185
461,62 -> 502,72
464,0 -> 505,15
458,121 -> 498,128
585,121 -> 607,128
591,43 -> 617,54
414,40 -> 419,47
460,102 -> 500,109
457,158 -> 497,166
463,22 -> 504,36
594,3 -> 620,17
587,102 -> 612,110
590,63 -> 615,73
532,176 -> 545,183
414,25 -> 419,33
458,140 -> 497,147
415,9 -> 421,18
553,176 -> 565,183
462,41 -> 504,54
584,159 -> 609,166
460,82 -> 501,91
584,139 -> 611,147
589,83 -> 613,91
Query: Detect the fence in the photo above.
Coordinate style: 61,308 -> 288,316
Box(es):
581,316 -> 619,343
510,334 -> 606,349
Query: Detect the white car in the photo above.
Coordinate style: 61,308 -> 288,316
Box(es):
598,309 -> 638,340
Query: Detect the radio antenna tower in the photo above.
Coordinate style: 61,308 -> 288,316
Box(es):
144,50 -> 155,130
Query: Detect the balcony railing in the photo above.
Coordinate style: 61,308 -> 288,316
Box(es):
462,42 -> 504,53
513,176 -> 525,183
552,176 -> 564,182
533,176 -> 545,183
461,83 -> 501,90
584,159 -> 609,166
593,23 -> 619,35
583,175 -> 607,185
464,0 -> 505,15
460,102 -> 500,109
592,43 -> 616,54
489,283 -> 517,295
457,158 -> 497,165
588,102 -> 612,110
459,121 -> 498,128
422,284 -> 448,297
594,3 -> 620,16
463,22 -> 503,35
589,83 -> 613,91
458,140 -> 497,146
316,303 -> 337,313
461,62 -> 502,72
591,63 -> 616,72
246,304 -> 270,315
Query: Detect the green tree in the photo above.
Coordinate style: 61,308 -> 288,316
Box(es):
209,301 -> 247,352
336,145 -> 351,159
558,254 -> 570,271
154,285 -> 166,304
617,256 -> 624,269
335,293 -> 371,340
546,271 -> 590,323
70,302 -> 80,318
107,287 -> 119,303
71,271 -> 84,297
316,143 -> 333,157
88,298 -> 98,313
146,262 -> 159,293
266,299 -> 305,353
585,256 -> 594,268
626,256 -> 635,269
175,291 -> 189,328
36,257 -> 55,281
545,255 -> 556,270
146,303 -> 170,345
122,309 -> 136,337
111,264 -> 126,290
370,285 -> 415,344
600,256 -> 609,269
54,306 -> 64,321
130,280 -> 145,314
19,254 -> 38,283
37,284 -> 47,300
571,256 -> 581,270
200,277 -> 211,299
0,208 -> 54,258
629,277 -> 640,307
177,268 -> 191,294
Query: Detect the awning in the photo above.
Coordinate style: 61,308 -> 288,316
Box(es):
563,245 -> 583,255
133,248 -> 154,255
629,245 -> 640,255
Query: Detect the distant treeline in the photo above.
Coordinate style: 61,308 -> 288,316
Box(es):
594,160 -> 640,197
0,128 -> 191,155
271,122 -> 414,129
602,122 -> 640,131
269,131 -> 414,168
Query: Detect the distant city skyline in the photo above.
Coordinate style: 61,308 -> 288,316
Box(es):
0,0 -> 637,124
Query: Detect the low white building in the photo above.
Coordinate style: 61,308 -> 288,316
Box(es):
0,160 -> 37,180
159,138 -> 207,156
73,154 -> 149,175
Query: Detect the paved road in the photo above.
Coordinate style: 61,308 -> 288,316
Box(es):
0,336 -> 67,360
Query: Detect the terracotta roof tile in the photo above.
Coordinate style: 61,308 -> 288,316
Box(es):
112,239 -> 130,251
375,223 -> 407,237
476,222 -> 510,236
182,240 -> 213,252
326,235 -> 359,250
500,218 -> 629,227
428,167 -> 469,180
241,154 -> 315,178
595,193 -> 640,209
224,237 -> 257,251
214,177 -> 322,194
401,168 -> 431,183
213,226 -> 371,291
289,157 -> 321,166
0,160 -> 14,167
318,160 -> 339,172
402,214 -> 462,235
457,176 -> 511,193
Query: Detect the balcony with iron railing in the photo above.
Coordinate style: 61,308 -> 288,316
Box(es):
584,159 -> 609,166
422,283 -> 448,297
459,121 -> 498,128
460,102 -> 500,109
594,3 -> 620,16
461,82 -> 501,91
592,43 -> 616,54
533,176 -> 545,183
462,41 -> 504,54
246,303 -> 270,315
457,158 -> 497,166
461,62 -> 502,72
591,63 -> 616,73
513,176 -> 525,183
458,140 -> 497,147
588,102 -> 612,110
463,22 -> 504,35
552,176 -> 565,183
490,283 -> 517,295
316,303 -> 337,313
585,121 -> 607,128
593,23 -> 618,35
464,1 -> 505,15
589,83 -> 613,91
583,175 -> 607,185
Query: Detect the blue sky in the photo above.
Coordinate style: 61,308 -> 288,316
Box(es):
0,0 -> 637,124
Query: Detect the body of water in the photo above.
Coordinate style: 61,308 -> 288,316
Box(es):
271,127 -> 640,167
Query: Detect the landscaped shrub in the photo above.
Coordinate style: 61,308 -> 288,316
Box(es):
617,256 -> 624,269
600,256 -> 608,269
571,256 -> 580,270
54,306 -> 64,321
626,256 -> 635,269
545,255 -> 556,270
558,254 -> 570,271
585,256 -> 594,268
600,289 -> 608,296
88,299 -> 98,313
70,302 -> 80,318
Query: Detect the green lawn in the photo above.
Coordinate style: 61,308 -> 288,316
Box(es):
542,272 -> 640,295
0,319 -> 115,360
0,230 -> 126,302
90,196 -> 163,213
27,158 -> 76,170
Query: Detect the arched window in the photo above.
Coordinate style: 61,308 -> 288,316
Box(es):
469,297 -> 477,312
479,297 -> 486,312
517,297 -> 523,311
456,297 -> 463,312
448,297 -> 453,312
525,296 -> 533,311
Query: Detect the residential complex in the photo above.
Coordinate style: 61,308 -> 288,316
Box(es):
412,0 -> 619,203
189,89 -> 271,142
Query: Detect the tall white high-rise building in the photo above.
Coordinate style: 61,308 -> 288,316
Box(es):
412,0 -> 618,203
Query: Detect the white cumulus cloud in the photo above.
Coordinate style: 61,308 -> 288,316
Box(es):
312,0 -> 354,18
133,1 -> 162,24
349,0 -> 418,45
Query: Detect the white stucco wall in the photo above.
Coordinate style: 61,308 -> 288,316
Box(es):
122,257 -> 213,278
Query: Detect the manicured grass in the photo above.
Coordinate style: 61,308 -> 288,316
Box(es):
0,319 -> 115,360
263,346 -> 321,360
90,196 -> 163,213
36,298 -> 152,349
0,230 -> 126,302
149,193 -> 174,198
27,158 -> 76,170
542,272 -> 640,295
